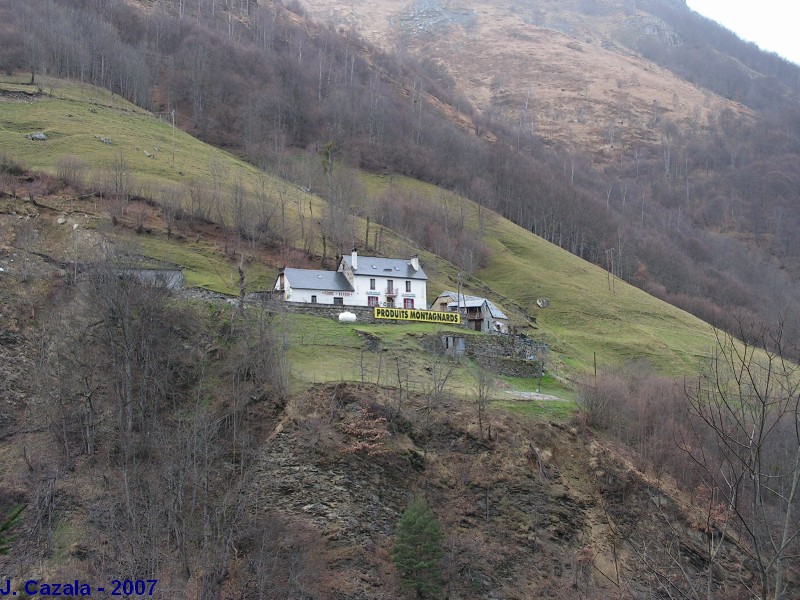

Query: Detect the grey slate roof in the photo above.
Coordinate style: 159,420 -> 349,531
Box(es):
438,290 -> 509,320
283,268 -> 353,291
341,255 -> 428,280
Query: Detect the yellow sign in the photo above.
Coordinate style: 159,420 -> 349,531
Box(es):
374,307 -> 461,324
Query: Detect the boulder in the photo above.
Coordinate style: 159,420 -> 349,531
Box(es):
27,132 -> 47,141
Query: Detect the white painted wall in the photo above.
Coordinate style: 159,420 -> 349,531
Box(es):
276,260 -> 428,307
278,283 -> 356,305
348,274 -> 427,308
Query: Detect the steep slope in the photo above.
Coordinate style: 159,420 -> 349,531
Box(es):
0,77 -> 789,599
298,0 -> 749,156
6,0 -> 800,368
1,75 -> 720,374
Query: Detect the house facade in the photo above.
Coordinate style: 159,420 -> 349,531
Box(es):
431,290 -> 510,333
274,268 -> 354,305
338,250 -> 427,308
274,250 -> 428,307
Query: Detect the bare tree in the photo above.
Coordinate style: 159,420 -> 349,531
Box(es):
100,152 -> 133,221
159,183 -> 184,239
184,180 -> 208,223
473,365 -> 494,440
683,320 -> 800,600
422,340 -> 457,436
319,143 -> 359,258
253,174 -> 278,248
56,155 -> 89,191
208,157 -> 230,228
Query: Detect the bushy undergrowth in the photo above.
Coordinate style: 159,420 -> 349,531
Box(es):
577,345 -> 800,600
576,364 -> 691,480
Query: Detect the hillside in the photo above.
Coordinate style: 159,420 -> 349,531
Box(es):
4,0 -> 800,366
2,5 -> 799,596
0,71 -> 772,599
1,75 -> 719,375
293,0 -> 800,353
298,0 -> 750,155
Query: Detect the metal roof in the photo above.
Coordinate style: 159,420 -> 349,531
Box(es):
447,299 -> 485,309
341,255 -> 428,280
438,290 -> 509,320
282,268 -> 354,291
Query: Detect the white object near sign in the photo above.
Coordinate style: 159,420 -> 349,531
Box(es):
338,311 -> 357,323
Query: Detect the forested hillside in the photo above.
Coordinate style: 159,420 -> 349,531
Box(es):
2,1 -> 800,597
2,0 -> 800,353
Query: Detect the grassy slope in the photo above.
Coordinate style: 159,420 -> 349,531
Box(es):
480,217 -> 715,375
0,76 -> 253,186
362,174 -> 717,376
1,76 -> 717,378
0,76 -> 302,292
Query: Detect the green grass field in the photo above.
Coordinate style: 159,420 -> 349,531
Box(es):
135,236 -> 278,292
278,312 -> 567,418
1,75 -> 723,380
361,173 -> 718,376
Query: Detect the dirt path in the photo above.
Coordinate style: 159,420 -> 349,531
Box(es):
504,390 -> 565,401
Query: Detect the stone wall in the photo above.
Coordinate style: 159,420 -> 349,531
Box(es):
246,299 -> 468,327
474,355 -> 542,378
464,334 -> 547,361
422,333 -> 548,378
272,302 -> 380,323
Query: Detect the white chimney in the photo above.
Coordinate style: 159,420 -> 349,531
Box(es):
351,247 -> 358,270
410,255 -> 420,271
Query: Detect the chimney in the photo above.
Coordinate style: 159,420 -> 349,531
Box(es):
410,255 -> 420,271
351,247 -> 358,270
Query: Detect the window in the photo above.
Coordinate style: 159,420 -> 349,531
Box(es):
387,279 -> 394,292
370,278 -> 376,290
405,281 -> 411,293
333,297 -> 344,306
311,295 -> 317,304
404,298 -> 414,309
368,296 -> 379,307
386,298 -> 395,308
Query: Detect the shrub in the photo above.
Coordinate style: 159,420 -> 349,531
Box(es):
0,153 -> 24,176
576,366 -> 690,481
56,155 -> 89,190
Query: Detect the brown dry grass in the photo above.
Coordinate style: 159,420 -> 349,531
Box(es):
299,0 -> 750,159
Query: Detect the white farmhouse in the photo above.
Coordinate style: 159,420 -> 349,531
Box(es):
339,249 -> 427,308
274,249 -> 428,307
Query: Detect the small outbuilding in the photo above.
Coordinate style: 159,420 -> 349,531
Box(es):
431,291 -> 509,333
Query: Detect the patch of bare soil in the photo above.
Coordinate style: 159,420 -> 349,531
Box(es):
239,382 -> 755,598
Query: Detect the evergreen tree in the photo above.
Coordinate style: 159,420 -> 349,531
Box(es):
0,506 -> 24,555
391,498 -> 444,598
